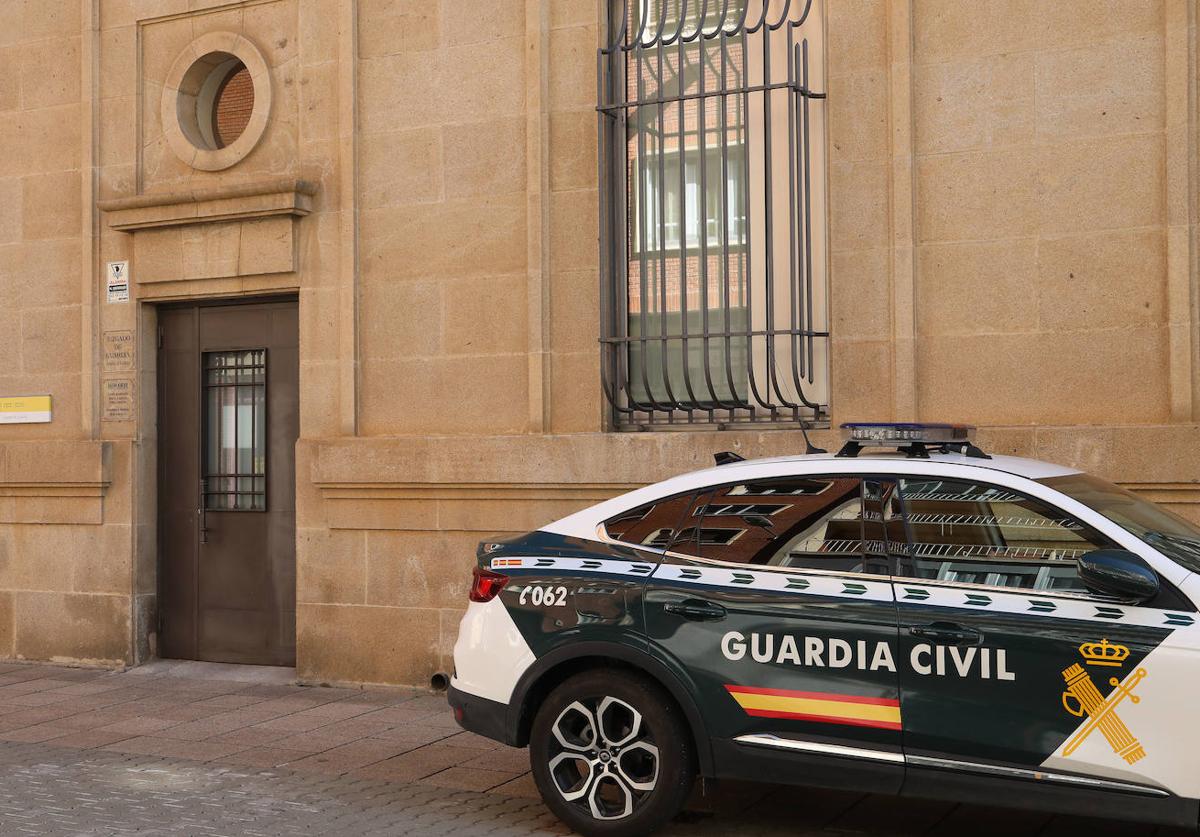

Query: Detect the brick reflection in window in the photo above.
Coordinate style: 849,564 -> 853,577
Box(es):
214,65 -> 254,148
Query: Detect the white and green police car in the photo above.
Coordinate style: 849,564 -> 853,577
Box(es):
448,423 -> 1200,836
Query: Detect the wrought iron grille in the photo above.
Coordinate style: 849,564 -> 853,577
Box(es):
598,0 -> 830,429
202,349 -> 267,511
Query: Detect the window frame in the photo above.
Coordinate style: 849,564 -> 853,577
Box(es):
631,144 -> 748,256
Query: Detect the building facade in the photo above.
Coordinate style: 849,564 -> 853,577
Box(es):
0,0 -> 1198,686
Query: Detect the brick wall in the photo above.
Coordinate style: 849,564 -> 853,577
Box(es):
214,66 -> 254,148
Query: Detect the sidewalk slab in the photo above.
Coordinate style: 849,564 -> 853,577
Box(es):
0,660 -> 1186,837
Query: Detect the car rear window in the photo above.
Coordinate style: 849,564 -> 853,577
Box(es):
602,491 -> 697,550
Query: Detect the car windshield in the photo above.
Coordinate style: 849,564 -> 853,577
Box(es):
1040,473 -> 1200,574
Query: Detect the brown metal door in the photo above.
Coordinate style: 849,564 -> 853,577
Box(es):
158,299 -> 298,666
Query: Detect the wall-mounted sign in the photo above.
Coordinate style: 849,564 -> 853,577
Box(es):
101,330 -> 135,373
101,378 -> 135,423
106,261 -> 129,303
0,395 -> 51,424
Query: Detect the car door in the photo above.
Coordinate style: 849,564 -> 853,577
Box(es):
642,473 -> 908,793
890,474 -> 1199,821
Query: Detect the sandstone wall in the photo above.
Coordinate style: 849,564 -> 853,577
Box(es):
0,0 -> 1197,685
0,2 -> 132,665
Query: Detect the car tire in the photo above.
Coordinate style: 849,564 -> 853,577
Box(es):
529,669 -> 696,837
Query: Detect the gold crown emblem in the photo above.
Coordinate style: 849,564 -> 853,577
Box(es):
1079,639 -> 1129,667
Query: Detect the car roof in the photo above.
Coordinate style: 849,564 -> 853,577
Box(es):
542,449 -> 1081,538
700,450 -> 1079,481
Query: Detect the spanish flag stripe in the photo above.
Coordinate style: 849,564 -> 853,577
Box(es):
742,708 -> 903,731
726,684 -> 900,707
725,685 -> 902,730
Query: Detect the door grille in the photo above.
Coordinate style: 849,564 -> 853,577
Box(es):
202,349 -> 267,511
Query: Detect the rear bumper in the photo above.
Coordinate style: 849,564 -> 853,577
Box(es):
447,684 -> 511,745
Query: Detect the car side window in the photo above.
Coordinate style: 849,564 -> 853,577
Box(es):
669,476 -> 892,574
602,491 -> 697,550
896,477 -> 1117,592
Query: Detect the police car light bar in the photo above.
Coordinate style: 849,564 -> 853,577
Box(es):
836,422 -> 990,460
843,422 -> 974,444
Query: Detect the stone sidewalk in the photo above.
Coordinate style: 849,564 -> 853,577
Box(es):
0,660 -> 533,796
0,660 -> 1187,835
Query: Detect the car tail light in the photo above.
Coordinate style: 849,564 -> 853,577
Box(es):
469,566 -> 509,603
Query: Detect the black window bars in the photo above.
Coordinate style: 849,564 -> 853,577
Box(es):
202,349 -> 267,511
598,0 -> 830,429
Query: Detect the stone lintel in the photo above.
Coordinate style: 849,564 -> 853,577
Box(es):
99,178 -> 317,232
134,216 -> 297,284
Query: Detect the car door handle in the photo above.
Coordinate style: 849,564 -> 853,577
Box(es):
664,599 -> 727,621
909,622 -> 982,645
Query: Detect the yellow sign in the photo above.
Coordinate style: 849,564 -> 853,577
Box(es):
0,395 -> 51,424
1060,639 -> 1147,765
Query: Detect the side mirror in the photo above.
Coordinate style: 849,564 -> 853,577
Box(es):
1079,549 -> 1160,603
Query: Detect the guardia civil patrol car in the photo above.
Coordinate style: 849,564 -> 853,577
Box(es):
448,423 -> 1200,836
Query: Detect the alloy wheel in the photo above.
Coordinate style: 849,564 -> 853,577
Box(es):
546,695 -> 660,820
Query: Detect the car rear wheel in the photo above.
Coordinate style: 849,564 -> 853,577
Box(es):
529,669 -> 695,837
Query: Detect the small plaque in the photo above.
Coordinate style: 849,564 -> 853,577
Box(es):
0,395 -> 51,424
106,261 -> 129,303
101,330 -> 135,373
101,378 -> 135,422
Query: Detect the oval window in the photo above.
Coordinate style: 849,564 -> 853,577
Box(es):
161,32 -> 273,171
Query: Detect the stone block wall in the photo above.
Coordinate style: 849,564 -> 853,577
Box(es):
1,2 -> 85,438
1,0 -> 1200,685
910,0 -> 1178,424
301,0 -> 1200,687
0,2 -> 136,666
0,438 -> 133,666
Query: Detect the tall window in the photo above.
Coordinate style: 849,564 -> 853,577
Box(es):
599,0 -> 829,428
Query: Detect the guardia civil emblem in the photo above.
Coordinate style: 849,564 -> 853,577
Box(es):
1060,639 -> 1148,765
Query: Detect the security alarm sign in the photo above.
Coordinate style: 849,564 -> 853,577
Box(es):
106,261 -> 129,303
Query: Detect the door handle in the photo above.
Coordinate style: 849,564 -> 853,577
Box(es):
664,599 -> 727,621
909,622 -> 982,645
198,478 -> 209,545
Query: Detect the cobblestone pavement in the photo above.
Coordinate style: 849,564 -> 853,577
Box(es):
0,661 -> 1187,836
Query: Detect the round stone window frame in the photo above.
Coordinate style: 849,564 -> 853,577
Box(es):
161,32 -> 272,172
